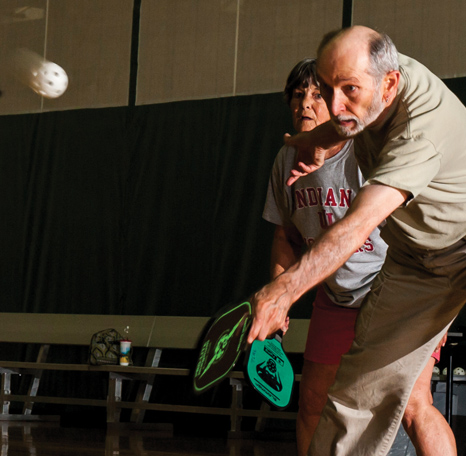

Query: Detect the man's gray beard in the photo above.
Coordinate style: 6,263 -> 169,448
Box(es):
332,93 -> 385,138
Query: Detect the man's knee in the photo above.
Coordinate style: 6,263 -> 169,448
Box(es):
403,359 -> 435,425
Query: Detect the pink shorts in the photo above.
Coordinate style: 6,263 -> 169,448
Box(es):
304,287 -> 441,365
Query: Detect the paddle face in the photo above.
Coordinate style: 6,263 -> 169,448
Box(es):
246,332 -> 294,409
193,301 -> 251,394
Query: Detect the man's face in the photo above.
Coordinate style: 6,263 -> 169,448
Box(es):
316,44 -> 385,137
290,82 -> 330,133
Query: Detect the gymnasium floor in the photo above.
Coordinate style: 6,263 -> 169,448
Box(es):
0,421 -> 295,456
2,415 -> 465,456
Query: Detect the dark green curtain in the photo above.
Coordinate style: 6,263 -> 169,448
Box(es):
124,95 -> 313,317
0,109 -> 128,314
0,93 -> 317,317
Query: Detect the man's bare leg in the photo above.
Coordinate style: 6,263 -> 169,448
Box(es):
296,360 -> 339,456
402,357 -> 457,456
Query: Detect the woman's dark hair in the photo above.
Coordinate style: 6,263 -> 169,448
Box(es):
283,58 -> 318,105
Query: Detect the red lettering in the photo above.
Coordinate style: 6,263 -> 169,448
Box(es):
318,211 -> 328,229
364,238 -> 374,252
295,189 -> 307,209
316,187 -> 324,206
354,238 -> 374,254
339,189 -> 352,207
325,188 -> 337,207
306,188 -> 318,206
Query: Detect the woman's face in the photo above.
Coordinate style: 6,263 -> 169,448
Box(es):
290,82 -> 330,133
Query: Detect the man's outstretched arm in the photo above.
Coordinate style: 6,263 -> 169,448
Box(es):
248,183 -> 409,343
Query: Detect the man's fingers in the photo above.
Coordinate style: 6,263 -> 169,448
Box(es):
249,280 -> 294,343
286,169 -> 306,186
286,174 -> 300,186
248,320 -> 263,344
281,316 -> 290,335
286,162 -> 322,186
248,320 -> 278,343
247,326 -> 257,344
297,161 -> 318,173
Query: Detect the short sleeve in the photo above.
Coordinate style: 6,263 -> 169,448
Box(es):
363,137 -> 441,198
262,146 -> 295,227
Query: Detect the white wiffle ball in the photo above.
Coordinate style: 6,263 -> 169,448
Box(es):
29,61 -> 68,99
442,367 -> 466,376
432,366 -> 440,375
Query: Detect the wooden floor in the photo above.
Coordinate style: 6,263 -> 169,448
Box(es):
1,414 -> 465,455
0,421 -> 296,456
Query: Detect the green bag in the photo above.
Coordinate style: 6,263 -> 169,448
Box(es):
89,328 -> 123,365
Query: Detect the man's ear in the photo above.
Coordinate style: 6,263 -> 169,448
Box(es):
383,70 -> 400,102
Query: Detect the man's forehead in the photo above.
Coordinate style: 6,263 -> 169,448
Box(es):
316,63 -> 363,81
316,46 -> 371,84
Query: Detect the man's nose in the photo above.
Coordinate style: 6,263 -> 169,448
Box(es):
330,92 -> 345,116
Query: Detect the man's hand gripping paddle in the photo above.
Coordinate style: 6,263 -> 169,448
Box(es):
246,330 -> 294,409
193,302 -> 294,409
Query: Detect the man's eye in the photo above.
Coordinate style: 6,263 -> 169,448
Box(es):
346,85 -> 357,92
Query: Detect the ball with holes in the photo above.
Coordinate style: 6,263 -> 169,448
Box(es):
29,61 -> 68,99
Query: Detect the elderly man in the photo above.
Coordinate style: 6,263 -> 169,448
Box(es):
248,26 -> 466,455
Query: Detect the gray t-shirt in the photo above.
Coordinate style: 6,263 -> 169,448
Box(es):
263,140 -> 387,308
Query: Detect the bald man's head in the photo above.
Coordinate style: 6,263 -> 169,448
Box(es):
318,26 -> 399,87
315,26 -> 401,137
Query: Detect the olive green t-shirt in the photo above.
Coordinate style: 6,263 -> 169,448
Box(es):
355,54 -> 466,250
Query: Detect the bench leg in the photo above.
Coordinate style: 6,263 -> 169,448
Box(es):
229,378 -> 243,435
254,401 -> 271,432
23,374 -> 41,416
130,348 -> 162,424
23,344 -> 50,415
0,374 -> 11,415
105,428 -> 119,455
107,373 -> 123,424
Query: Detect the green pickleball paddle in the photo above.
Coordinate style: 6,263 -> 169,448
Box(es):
193,301 -> 251,394
246,330 -> 294,409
